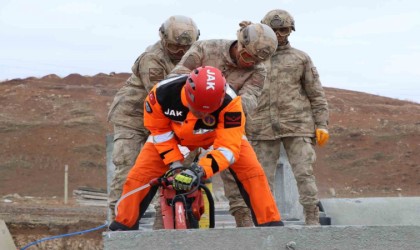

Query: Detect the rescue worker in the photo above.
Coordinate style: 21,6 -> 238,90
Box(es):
109,66 -> 283,231
170,22 -> 278,227
107,15 -> 200,227
246,9 -> 329,225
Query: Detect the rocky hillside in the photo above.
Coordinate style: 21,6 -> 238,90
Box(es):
1,73 -> 419,198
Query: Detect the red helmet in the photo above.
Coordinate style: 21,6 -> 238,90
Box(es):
185,66 -> 227,113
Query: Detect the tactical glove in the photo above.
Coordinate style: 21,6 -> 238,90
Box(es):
173,163 -> 204,191
316,128 -> 329,147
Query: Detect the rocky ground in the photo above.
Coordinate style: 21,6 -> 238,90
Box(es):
1,73 -> 419,249
2,196 -> 105,249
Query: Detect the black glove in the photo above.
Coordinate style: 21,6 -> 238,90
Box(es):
173,163 -> 204,191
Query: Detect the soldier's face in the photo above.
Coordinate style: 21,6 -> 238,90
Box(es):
273,27 -> 291,46
237,48 -> 259,68
273,27 -> 292,37
166,42 -> 191,54
165,41 -> 191,60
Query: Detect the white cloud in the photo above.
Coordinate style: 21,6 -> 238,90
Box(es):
1,0 -> 420,102
383,53 -> 420,77
53,2 -> 102,14
334,12 -> 420,37
295,35 -> 370,46
407,44 -> 420,50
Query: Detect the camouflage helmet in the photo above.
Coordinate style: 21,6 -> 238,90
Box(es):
261,9 -> 295,31
237,23 -> 278,61
159,15 -> 200,45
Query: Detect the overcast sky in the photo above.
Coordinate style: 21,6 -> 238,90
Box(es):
1,0 -> 419,103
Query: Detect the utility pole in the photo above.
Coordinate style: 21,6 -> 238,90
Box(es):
64,165 -> 68,204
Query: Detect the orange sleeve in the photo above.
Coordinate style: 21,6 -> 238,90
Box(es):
144,86 -> 183,165
199,96 -> 245,177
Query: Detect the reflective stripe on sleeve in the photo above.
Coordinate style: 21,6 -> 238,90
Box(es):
216,147 -> 235,165
153,131 -> 174,143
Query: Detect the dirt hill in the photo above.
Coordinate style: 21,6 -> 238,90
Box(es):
1,73 -> 419,199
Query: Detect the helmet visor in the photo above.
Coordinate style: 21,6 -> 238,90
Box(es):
165,41 -> 191,54
273,27 -> 292,37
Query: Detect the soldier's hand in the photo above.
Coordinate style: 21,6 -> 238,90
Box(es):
316,128 -> 329,146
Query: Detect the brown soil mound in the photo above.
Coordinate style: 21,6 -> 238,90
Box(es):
1,72 -> 419,248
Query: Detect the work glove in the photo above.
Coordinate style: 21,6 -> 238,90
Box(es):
173,163 -> 204,191
316,128 -> 329,147
170,161 -> 183,169
197,146 -> 213,160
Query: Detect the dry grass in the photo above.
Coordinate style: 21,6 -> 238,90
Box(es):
73,144 -> 105,156
63,116 -> 96,127
0,120 -> 41,132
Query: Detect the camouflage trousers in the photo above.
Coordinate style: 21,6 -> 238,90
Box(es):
108,125 -> 148,217
250,137 -> 319,206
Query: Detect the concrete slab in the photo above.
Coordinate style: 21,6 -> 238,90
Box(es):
321,197 -> 420,225
106,133 -> 116,223
0,220 -> 17,250
103,225 -> 420,250
275,143 -> 304,221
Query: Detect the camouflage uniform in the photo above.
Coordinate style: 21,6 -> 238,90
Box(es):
246,42 -> 329,223
108,16 -> 199,227
108,41 -> 176,216
171,39 -> 267,115
171,39 -> 267,219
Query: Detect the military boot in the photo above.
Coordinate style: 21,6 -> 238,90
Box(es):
233,207 -> 254,227
304,205 -> 320,225
153,204 -> 164,230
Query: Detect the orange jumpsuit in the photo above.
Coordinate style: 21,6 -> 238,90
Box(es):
111,75 -> 282,230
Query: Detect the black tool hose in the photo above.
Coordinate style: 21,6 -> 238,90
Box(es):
199,183 -> 215,228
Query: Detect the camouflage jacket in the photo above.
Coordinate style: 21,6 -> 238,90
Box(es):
170,39 -> 267,115
108,41 -> 176,130
246,43 -> 329,140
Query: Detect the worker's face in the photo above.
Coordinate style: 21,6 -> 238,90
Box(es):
188,105 -> 209,119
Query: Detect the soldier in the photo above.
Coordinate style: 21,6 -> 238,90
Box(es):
107,15 -> 200,228
109,66 -> 283,231
246,9 -> 330,225
170,22 -> 278,227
